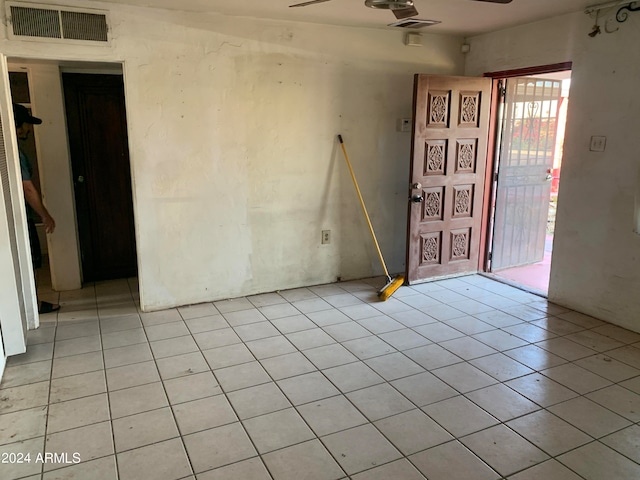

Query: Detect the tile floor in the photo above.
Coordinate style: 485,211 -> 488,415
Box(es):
2,274 -> 640,480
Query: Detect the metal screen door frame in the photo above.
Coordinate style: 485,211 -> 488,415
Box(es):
489,76 -> 563,271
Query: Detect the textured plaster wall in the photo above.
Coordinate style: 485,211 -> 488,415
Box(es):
1,1 -> 465,310
465,12 -> 640,332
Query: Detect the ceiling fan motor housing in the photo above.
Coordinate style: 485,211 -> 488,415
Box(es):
364,0 -> 414,10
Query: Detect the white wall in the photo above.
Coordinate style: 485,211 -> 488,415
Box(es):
1,1 -> 465,310
465,12 -> 640,332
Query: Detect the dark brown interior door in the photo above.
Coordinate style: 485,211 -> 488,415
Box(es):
406,75 -> 491,284
63,73 -> 137,282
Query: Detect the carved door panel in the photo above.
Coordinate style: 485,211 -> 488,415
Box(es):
491,77 -> 562,270
406,75 -> 491,284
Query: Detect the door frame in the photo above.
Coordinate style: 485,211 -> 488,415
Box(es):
479,62 -> 573,273
0,55 -> 140,358
0,52 -> 33,356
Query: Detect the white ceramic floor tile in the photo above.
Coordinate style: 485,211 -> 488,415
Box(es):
548,396 -> 631,438
322,361 -> 385,393
506,410 -> 591,456
201,343 -> 254,370
342,336 -> 395,360
260,351 -> 317,380
586,384 -> 640,422
173,395 -> 237,435
541,363 -> 612,394
196,457 -> 271,480
391,372 -> 458,407
271,314 -> 317,334
505,373 -> 579,407
346,383 -> 414,421
47,393 -> 110,434
365,353 -> 425,381
113,407 -> 179,452
42,455 -> 118,480
164,371 -> 221,405
351,459 -> 426,480
1,360 -> 52,389
465,383 -> 540,422
404,344 -> 463,370
574,354 -> 640,382
183,423 -> 257,474
422,395 -> 499,437
507,459 -> 584,480
409,440 -> 499,480
245,336 -> 297,359
226,382 -> 291,420
222,309 -> 268,327
303,343 -> 359,369
184,314 -> 228,334
117,437 -> 192,480
461,424 -> 549,477
431,363 -> 498,393
297,395 -> 368,436
213,361 -> 271,392
234,320 -> 281,341
502,344 -> 567,371
106,361 -> 160,391
243,408 -> 315,454
0,406 -> 47,446
470,353 -> 534,382
277,372 -> 340,406
262,439 -> 344,480
600,424 -> 640,463
156,351 -> 210,380
109,382 -> 169,419
558,441 -> 640,480
413,323 -> 466,343
374,409 -> 453,455
50,370 -> 106,403
322,424 -> 402,475
178,303 -> 219,320
378,329 -> 431,351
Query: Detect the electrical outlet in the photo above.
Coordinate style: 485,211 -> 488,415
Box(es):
590,136 -> 607,152
322,230 -> 331,245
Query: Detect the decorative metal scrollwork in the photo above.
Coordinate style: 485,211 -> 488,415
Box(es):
617,2 -> 640,23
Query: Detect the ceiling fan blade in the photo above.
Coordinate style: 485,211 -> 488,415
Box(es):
392,5 -> 419,19
471,0 -> 513,3
289,0 -> 333,7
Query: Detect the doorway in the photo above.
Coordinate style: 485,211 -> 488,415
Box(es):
487,70 -> 571,295
6,61 -> 137,296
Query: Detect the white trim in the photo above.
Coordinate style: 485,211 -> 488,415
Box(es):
0,52 -> 29,356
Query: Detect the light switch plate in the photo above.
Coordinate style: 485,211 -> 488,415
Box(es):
590,136 -> 607,152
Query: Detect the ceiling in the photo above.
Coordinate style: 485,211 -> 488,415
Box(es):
86,0 -> 600,35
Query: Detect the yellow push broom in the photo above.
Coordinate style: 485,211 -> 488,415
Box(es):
338,134 -> 404,301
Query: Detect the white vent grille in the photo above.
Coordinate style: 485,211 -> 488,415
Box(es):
60,11 -> 108,42
7,2 -> 109,44
388,18 -> 441,29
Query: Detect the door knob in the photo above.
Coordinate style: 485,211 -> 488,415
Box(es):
77,175 -> 84,183
411,194 -> 424,203
412,182 -> 422,190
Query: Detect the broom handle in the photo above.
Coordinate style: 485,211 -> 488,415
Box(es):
338,135 -> 391,280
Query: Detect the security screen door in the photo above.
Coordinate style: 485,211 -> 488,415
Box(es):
490,77 -> 562,270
